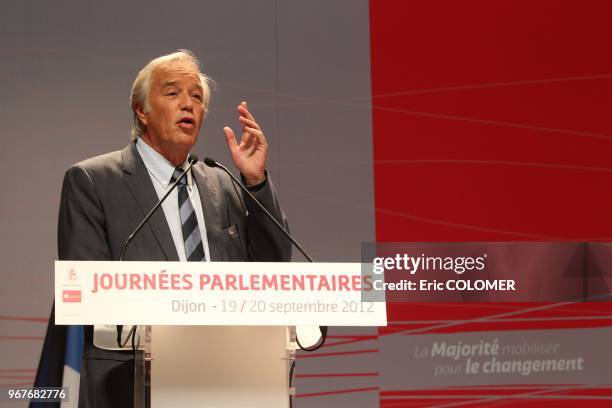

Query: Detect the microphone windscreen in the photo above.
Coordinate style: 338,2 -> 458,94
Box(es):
203,157 -> 217,167
188,154 -> 199,164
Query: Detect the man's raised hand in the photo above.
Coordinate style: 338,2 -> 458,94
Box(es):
223,101 -> 268,186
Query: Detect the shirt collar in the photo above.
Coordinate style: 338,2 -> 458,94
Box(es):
135,138 -> 193,189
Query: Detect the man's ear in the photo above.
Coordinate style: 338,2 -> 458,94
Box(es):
134,104 -> 148,127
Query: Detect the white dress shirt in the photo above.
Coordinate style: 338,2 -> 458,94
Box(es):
136,138 -> 211,262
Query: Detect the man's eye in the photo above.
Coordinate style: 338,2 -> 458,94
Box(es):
192,94 -> 202,101
166,92 -> 177,96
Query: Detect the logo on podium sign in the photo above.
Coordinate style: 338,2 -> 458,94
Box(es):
62,268 -> 82,303
63,290 -> 81,303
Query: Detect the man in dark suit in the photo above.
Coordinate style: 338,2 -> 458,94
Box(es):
34,49 -> 291,408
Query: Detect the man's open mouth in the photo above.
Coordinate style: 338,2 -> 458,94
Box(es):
177,118 -> 195,129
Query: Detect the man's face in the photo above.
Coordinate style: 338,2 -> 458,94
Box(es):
137,61 -> 205,162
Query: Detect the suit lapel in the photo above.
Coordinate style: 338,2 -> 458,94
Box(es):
120,142 -> 179,261
192,164 -> 224,261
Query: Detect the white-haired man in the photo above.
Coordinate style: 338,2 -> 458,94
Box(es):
34,50 -> 291,408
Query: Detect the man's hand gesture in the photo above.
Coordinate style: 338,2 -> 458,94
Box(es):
223,101 -> 268,186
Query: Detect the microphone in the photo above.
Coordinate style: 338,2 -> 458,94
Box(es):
204,157 -> 327,351
116,154 -> 198,347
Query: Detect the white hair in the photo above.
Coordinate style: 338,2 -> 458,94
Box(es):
130,49 -> 213,140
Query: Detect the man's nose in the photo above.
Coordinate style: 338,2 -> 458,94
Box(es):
179,92 -> 194,111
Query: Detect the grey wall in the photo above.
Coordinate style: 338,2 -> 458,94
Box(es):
0,1 -> 373,406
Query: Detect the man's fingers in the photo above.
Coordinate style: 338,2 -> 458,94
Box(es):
244,127 -> 264,140
228,103 -> 266,155
240,131 -> 252,148
223,126 -> 238,151
238,116 -> 260,130
241,128 -> 262,146
238,101 -> 255,122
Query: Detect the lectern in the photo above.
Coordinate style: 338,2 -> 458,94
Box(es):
55,261 -> 386,407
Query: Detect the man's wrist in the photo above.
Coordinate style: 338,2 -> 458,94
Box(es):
242,171 -> 268,191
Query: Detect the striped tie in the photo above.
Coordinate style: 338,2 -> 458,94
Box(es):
171,168 -> 206,262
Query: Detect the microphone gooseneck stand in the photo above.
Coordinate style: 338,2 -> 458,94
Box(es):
116,154 -> 199,348
203,157 -> 328,350
203,157 -> 328,408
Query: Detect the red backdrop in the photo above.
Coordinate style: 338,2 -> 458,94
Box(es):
370,1 -> 612,406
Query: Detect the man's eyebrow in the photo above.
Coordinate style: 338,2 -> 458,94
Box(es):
160,80 -> 203,92
190,83 -> 203,92
161,80 -> 178,88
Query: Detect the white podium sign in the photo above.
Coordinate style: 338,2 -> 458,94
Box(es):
55,261 -> 386,326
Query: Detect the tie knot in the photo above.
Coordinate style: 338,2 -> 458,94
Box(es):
171,168 -> 187,186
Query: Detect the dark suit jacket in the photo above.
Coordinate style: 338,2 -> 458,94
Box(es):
34,141 -> 291,408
